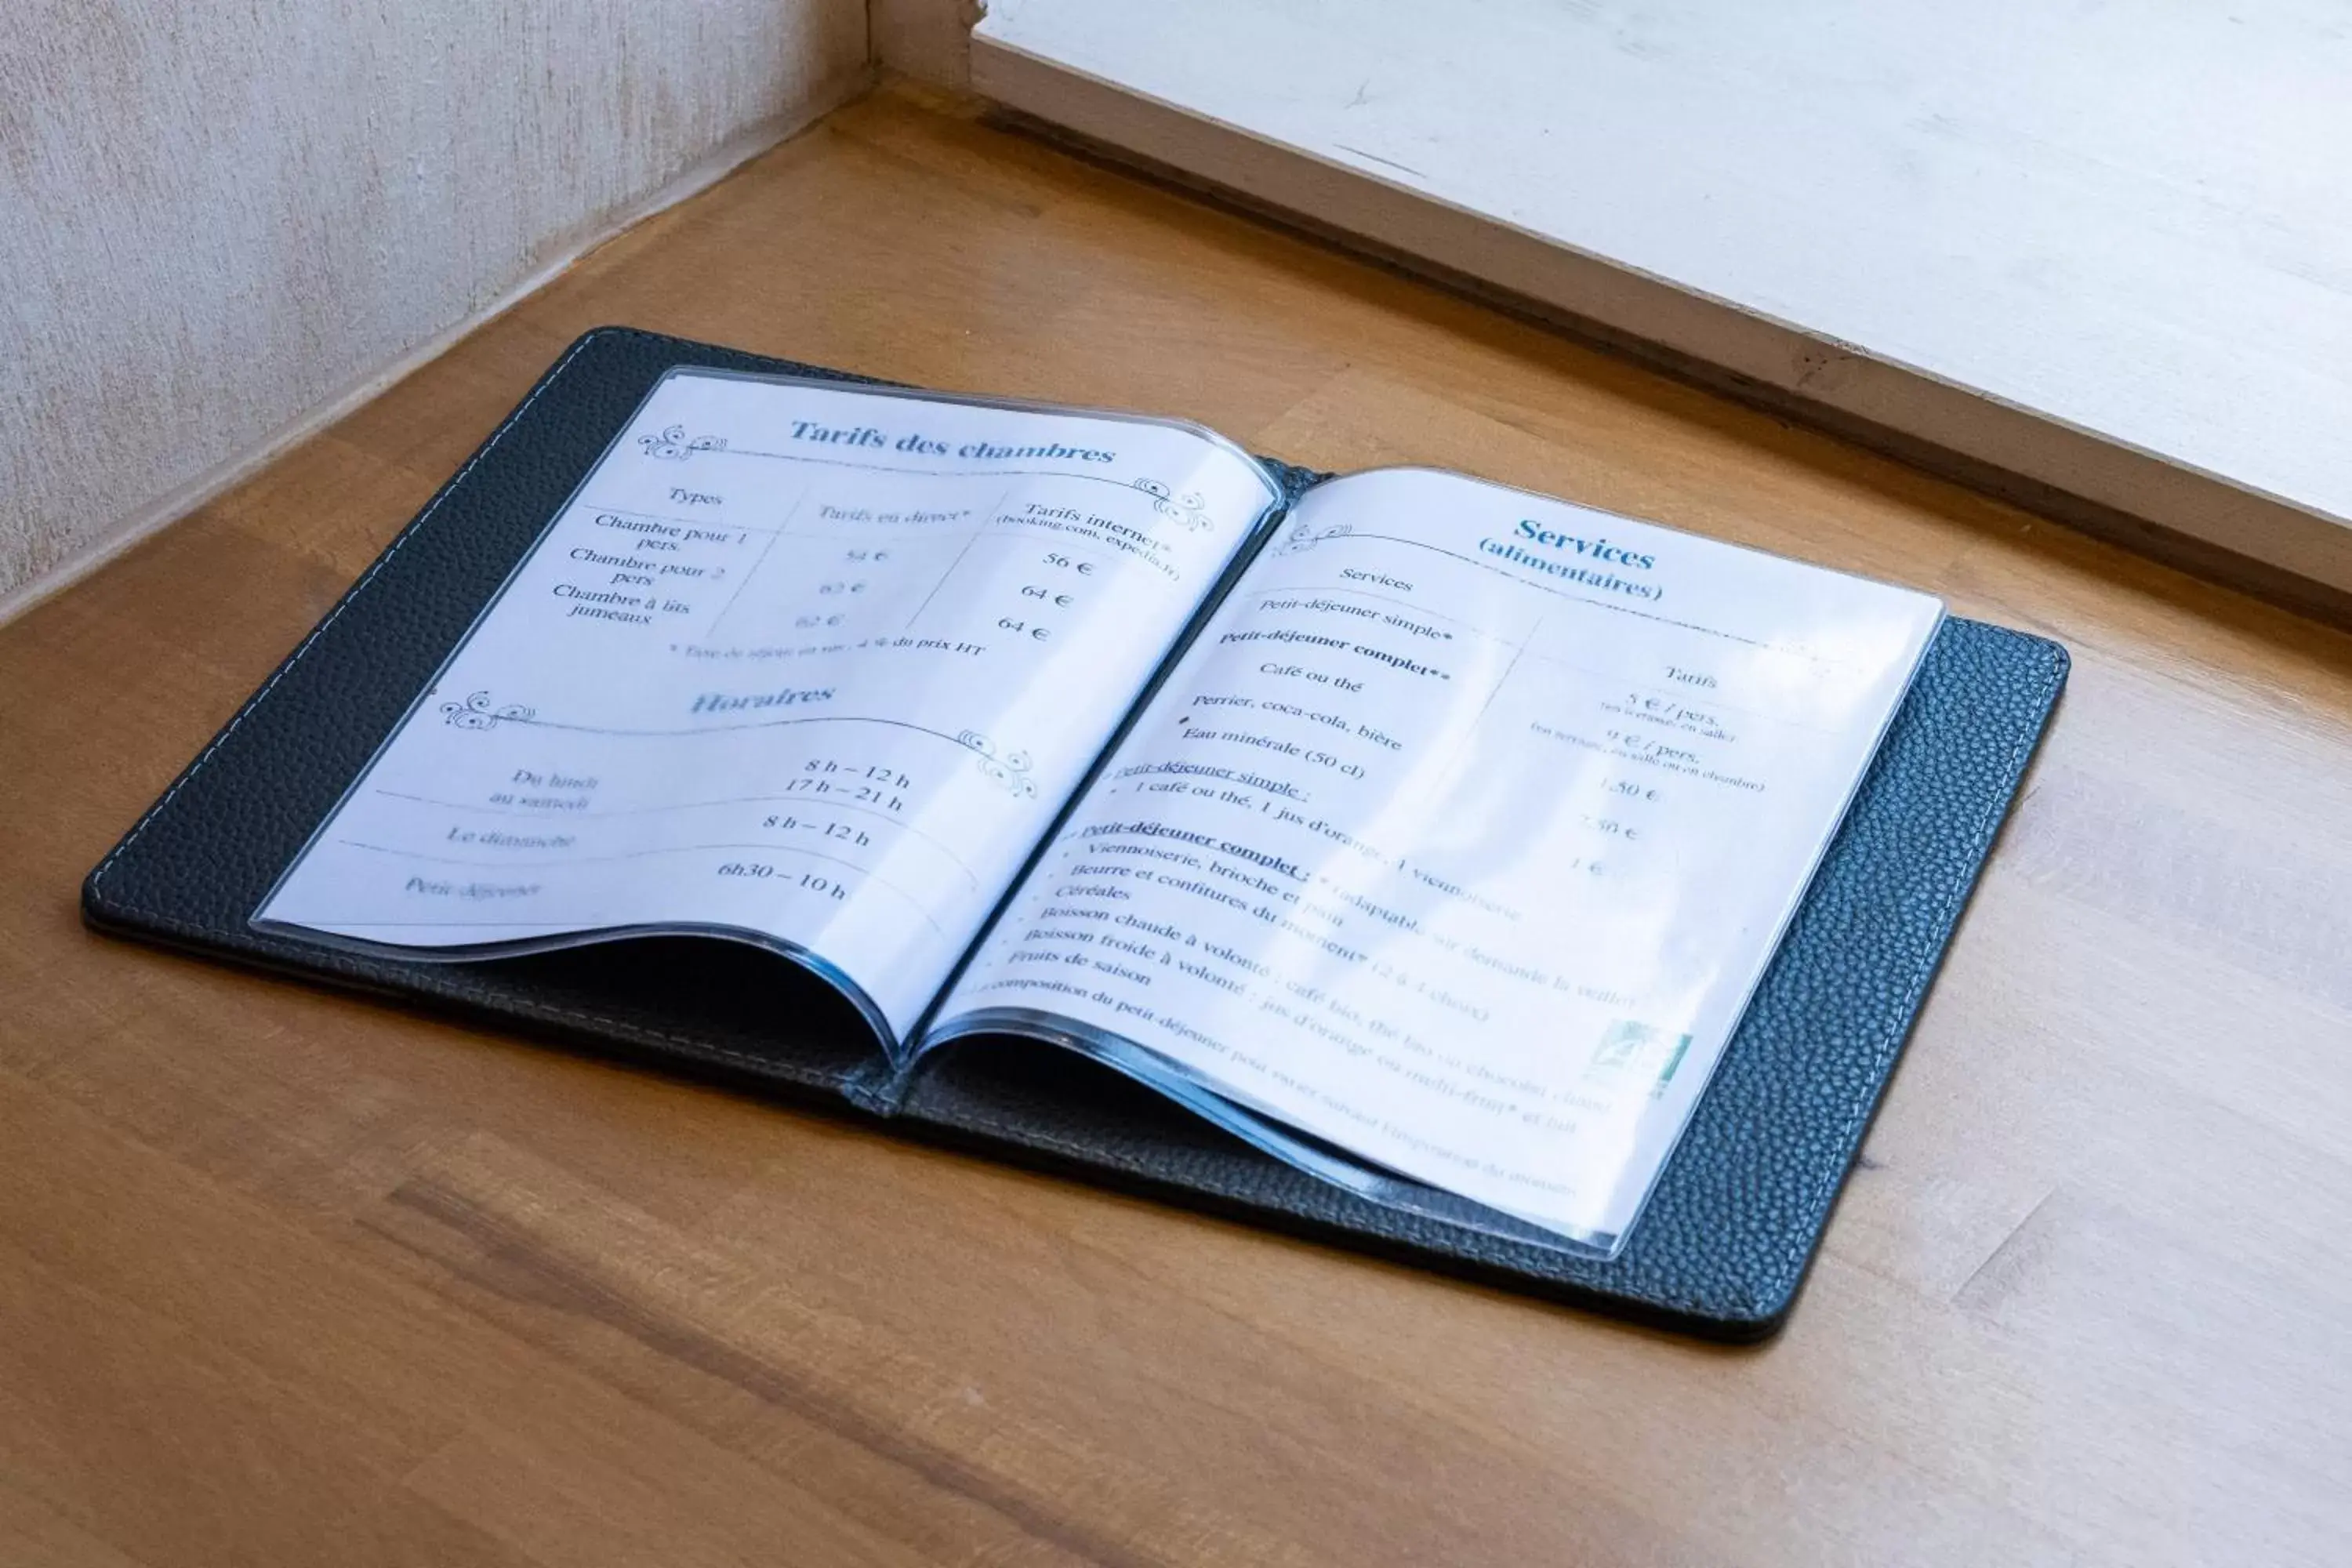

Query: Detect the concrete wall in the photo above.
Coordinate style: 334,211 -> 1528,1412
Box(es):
0,0 -> 869,612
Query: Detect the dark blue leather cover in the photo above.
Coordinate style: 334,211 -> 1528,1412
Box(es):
82,327 -> 2067,1339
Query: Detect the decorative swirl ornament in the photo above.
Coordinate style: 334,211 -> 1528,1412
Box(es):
440,691 -> 537,731
637,424 -> 729,462
1278,518 -> 1350,556
1131,476 -> 1214,533
956,730 -> 1040,800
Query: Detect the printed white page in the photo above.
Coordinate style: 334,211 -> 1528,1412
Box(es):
255,370 -> 1279,1044
930,467 -> 1943,1250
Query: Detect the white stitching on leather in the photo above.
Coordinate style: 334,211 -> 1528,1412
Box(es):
91,328 -> 622,895
87,336 -> 2067,1323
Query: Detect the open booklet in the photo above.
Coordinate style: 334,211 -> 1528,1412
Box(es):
255,368 -> 1944,1257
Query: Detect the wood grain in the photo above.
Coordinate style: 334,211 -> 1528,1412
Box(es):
3,82 -> 2348,1566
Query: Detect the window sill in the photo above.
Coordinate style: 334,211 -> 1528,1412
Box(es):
971,0 -> 2352,614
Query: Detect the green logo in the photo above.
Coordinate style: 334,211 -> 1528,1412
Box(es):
1588,1020 -> 1692,1100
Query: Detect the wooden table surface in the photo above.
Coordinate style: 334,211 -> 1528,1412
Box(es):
4,84 -> 2348,1567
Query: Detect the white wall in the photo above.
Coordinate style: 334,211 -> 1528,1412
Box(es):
0,0 -> 868,612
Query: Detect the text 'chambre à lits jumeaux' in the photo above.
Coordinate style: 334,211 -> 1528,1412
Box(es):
787,419 -> 1120,465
